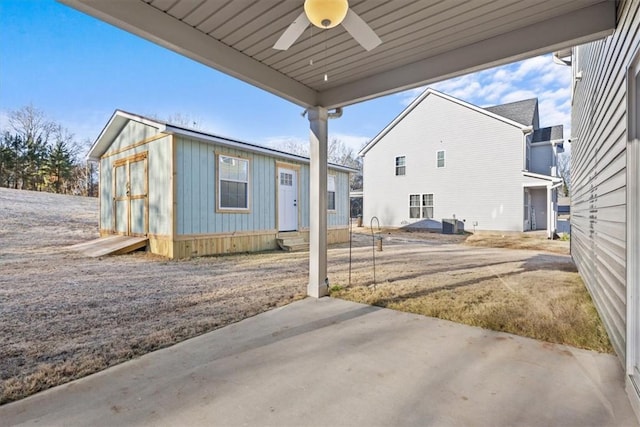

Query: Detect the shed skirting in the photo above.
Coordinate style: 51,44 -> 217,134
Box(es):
99,228 -> 349,259
154,228 -> 349,259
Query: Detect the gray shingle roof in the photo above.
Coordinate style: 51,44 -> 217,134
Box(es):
485,98 -> 538,127
532,125 -> 564,142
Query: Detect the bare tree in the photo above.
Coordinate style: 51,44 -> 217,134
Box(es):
6,105 -> 57,190
270,138 -> 363,190
557,152 -> 571,196
9,104 -> 55,146
147,112 -> 204,130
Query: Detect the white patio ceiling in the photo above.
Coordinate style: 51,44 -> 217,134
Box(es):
60,0 -> 615,109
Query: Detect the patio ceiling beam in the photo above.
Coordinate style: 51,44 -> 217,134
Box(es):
318,1 -> 616,108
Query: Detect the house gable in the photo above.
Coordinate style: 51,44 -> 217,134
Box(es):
359,88 -> 529,157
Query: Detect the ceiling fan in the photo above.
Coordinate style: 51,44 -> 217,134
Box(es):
273,0 -> 382,52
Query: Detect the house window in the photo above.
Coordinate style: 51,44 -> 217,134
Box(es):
409,194 -> 420,218
328,175 -> 336,211
422,194 -> 434,218
218,155 -> 249,210
395,156 -> 406,176
410,193 -> 434,219
437,151 -> 445,168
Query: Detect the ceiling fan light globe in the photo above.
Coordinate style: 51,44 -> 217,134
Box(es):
304,0 -> 348,29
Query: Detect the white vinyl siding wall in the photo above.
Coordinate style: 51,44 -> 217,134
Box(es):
363,92 -> 526,231
571,0 -> 640,362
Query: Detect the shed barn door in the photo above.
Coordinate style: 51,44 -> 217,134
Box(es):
113,153 -> 148,236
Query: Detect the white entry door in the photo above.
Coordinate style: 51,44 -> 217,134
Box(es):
278,167 -> 298,231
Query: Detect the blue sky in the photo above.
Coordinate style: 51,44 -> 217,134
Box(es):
0,0 -> 571,155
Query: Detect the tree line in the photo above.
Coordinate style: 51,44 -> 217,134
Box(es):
270,137 -> 363,190
0,106 -> 97,196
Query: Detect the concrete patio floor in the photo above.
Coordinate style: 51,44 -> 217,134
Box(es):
1,298 -> 637,427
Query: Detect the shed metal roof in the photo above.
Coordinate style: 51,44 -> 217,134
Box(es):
88,110 -> 358,173
59,0 -> 616,109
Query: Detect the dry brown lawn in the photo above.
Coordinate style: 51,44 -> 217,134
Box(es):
332,228 -> 611,354
0,188 -> 611,406
0,188 -> 308,404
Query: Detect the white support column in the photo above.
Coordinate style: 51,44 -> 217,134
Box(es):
307,107 -> 329,298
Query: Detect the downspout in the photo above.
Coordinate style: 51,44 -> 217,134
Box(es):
522,127 -> 534,233
522,126 -> 533,171
328,107 -> 343,119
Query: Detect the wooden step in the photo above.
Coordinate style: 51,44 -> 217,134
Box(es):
276,236 -> 309,252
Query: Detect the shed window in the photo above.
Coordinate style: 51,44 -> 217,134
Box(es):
395,156 -> 406,176
328,175 -> 336,211
437,151 -> 445,168
218,155 -> 249,210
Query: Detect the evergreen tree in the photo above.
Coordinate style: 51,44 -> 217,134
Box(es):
44,139 -> 75,193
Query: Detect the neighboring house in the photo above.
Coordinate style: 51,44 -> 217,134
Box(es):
556,196 -> 571,235
87,110 -> 353,259
349,190 -> 363,219
358,89 -> 564,237
566,0 -> 640,415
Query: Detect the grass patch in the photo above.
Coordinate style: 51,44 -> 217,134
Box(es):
331,271 -> 612,353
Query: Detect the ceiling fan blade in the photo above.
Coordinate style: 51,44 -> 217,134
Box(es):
342,9 -> 381,51
273,11 -> 310,50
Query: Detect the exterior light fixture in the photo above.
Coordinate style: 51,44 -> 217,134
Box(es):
304,0 -> 349,29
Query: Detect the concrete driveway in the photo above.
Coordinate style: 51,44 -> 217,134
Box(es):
1,298 -> 636,426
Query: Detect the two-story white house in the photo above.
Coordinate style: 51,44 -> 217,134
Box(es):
359,88 -> 564,237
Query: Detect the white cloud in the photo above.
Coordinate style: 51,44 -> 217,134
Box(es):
513,55 -> 551,79
398,86 -> 427,106
501,89 -> 538,103
400,54 -> 572,140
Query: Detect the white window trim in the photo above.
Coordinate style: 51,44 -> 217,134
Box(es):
216,153 -> 251,213
436,150 -> 445,168
327,174 -> 337,212
409,193 -> 434,219
422,193 -> 434,219
395,155 -> 406,176
409,194 -> 421,219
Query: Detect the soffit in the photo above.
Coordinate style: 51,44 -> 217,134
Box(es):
60,0 -> 615,108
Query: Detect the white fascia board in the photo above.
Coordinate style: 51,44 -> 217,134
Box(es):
59,0 -> 317,108
86,110 -> 165,161
165,126 -> 357,174
358,88 -> 527,156
319,1 -> 615,109
531,138 -> 565,147
522,171 -> 563,183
